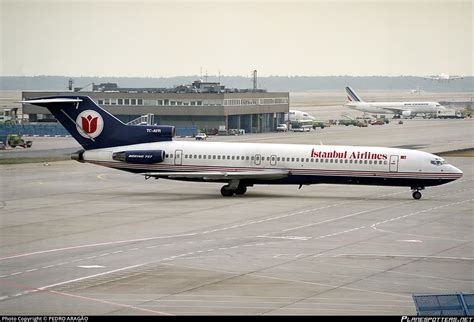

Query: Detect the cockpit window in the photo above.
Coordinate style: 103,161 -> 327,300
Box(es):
430,158 -> 446,166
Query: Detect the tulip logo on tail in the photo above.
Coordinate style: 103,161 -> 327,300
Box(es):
76,110 -> 104,139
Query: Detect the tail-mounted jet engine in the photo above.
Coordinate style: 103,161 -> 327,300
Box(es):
112,150 -> 165,164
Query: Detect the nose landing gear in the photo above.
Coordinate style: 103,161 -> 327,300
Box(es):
411,186 -> 425,200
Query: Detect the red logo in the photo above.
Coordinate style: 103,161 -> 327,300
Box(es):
76,110 -> 103,139
81,115 -> 98,134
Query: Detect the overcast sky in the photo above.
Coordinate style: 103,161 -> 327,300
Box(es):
1,0 -> 472,77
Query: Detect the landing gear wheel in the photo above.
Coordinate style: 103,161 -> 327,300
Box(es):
235,186 -> 247,195
412,191 -> 422,200
221,185 -> 234,197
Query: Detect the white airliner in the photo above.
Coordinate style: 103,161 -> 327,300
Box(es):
424,73 -> 463,81
285,110 -> 315,131
345,86 -> 445,118
22,96 -> 463,200
285,110 -> 316,122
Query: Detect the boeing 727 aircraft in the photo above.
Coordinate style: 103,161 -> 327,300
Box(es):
22,96 -> 463,199
345,86 -> 445,118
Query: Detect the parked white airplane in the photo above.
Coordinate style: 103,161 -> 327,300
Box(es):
345,86 -> 445,118
22,96 -> 463,200
285,110 -> 315,122
424,73 -> 463,81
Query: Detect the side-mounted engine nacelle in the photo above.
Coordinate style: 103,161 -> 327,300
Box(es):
112,150 -> 166,164
401,110 -> 412,118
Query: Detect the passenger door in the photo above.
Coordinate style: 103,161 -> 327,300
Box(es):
389,155 -> 399,172
174,149 -> 183,165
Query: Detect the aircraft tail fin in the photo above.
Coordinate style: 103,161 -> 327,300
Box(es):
345,86 -> 364,102
21,96 -> 175,150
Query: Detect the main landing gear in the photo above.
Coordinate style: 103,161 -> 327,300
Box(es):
411,186 -> 425,200
220,181 -> 248,197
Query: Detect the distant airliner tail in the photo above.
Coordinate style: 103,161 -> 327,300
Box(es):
345,86 -> 364,102
21,96 -> 175,150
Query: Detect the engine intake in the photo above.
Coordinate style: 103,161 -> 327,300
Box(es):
113,150 -> 165,164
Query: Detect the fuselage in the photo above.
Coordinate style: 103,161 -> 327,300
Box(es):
346,101 -> 444,114
80,141 -> 463,188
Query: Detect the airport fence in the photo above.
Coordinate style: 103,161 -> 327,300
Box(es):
0,124 -> 70,139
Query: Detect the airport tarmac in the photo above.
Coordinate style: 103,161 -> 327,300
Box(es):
0,120 -> 473,315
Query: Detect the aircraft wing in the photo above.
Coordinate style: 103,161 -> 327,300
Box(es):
143,169 -> 289,181
378,107 -> 406,113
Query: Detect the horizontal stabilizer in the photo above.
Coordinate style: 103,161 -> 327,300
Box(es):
20,98 -> 82,105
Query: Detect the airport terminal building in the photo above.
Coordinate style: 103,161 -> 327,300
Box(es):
22,81 -> 289,134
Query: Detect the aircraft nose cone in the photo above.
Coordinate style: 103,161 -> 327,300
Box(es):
450,165 -> 463,178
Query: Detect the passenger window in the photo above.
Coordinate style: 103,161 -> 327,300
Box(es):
236,156 -> 240,160
165,154 -> 169,158
170,154 -> 173,158
311,158 -> 314,162
330,159 -> 333,163
199,155 -> 202,159
291,158 -> 295,162
345,159 -> 348,163
232,156 -> 235,160
325,159 -> 329,163
267,157 -> 270,161
296,158 -> 299,162
306,158 -> 309,162
213,155 -> 216,159
251,156 -> 255,160
364,160 -> 368,164
203,155 -> 207,159
217,155 -> 221,160
384,161 -> 387,165
227,156 -> 231,160
369,160 -> 372,164
246,156 -> 249,161
335,159 -> 338,163
277,157 -> 280,161
287,157 -> 290,162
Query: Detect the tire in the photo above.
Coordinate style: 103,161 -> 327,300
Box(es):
235,186 -> 247,195
221,186 -> 234,197
412,191 -> 422,200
